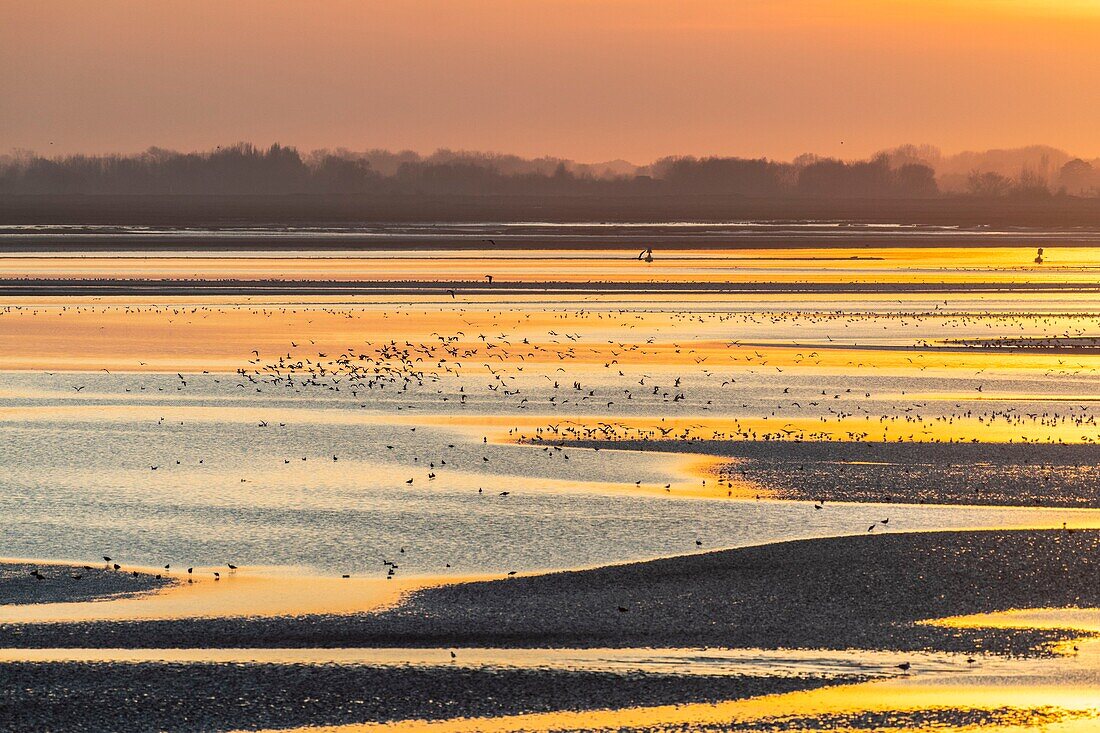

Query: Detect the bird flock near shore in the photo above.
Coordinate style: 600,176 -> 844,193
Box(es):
25,557 -> 240,584
5,296 -> 1100,579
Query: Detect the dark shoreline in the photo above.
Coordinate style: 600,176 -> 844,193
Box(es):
0,562 -> 171,606
549,440 -> 1100,509
0,664 -> 834,733
5,193 -> 1100,229
4,531 -> 1097,731
4,530 -> 1098,655
3,233 -> 1100,251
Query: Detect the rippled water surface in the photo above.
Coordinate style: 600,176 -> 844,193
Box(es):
2,243 -> 1099,575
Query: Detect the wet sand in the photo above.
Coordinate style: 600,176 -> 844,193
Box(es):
4,530 -> 1099,654
0,568 -> 426,623
0,663 -> 834,733
554,440 -> 1100,508
0,561 -> 171,606
4,531 -> 1100,731
2,242 -> 1098,731
332,616 -> 1100,733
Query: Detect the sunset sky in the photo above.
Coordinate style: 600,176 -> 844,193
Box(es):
2,0 -> 1099,162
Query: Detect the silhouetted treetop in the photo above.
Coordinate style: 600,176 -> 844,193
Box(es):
3,142 -> 1086,199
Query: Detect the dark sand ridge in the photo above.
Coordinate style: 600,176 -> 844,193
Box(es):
0,664 -> 835,733
550,441 -> 1100,509
0,562 -> 172,606
727,337 -> 1100,354
4,531 -> 1098,731
2,666 -> 1093,733
0,278 -> 1097,297
3,530 -> 1099,654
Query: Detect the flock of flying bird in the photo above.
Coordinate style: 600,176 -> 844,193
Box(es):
7,275 -> 1100,582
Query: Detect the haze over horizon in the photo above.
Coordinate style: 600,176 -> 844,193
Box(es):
4,0 -> 1100,162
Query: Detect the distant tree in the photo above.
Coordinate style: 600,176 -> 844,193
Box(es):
796,159 -> 850,197
654,156 -> 788,196
311,156 -> 377,193
797,155 -> 900,197
880,143 -> 941,169
1058,159 -> 1097,196
1012,168 -> 1052,199
893,163 -> 939,197
791,153 -> 819,168
966,170 -> 1013,197
0,144 -> 1046,200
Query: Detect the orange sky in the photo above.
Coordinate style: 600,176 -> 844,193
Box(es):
2,0 -> 1099,163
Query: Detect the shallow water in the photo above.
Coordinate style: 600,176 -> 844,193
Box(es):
3,245 -> 1100,284
2,247 -> 1100,574
248,631 -> 1100,733
0,373 -> 1098,579
0,645 -> 986,679
4,240 -> 1100,731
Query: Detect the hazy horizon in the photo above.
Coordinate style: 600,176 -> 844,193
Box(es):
5,140 -> 1099,172
5,1 -> 1100,162
6,140 -> 1099,200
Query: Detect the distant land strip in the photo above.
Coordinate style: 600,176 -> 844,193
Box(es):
1,278 -> 1098,297
5,193 -> 1100,229
5,231 -> 1100,251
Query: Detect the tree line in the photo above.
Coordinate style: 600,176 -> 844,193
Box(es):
0,142 -> 1095,198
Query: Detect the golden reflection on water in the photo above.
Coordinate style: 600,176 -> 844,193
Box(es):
0,645 -> 963,673
4,247 -> 1100,284
0,565 -> 459,623
206,607 -> 1100,733
931,608 -> 1100,635
5,252 -> 1100,731
1,296 -> 1098,391
245,681 -> 1100,733
245,640 -> 1100,733
508,414 -> 1100,445
5,292 -> 1099,447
